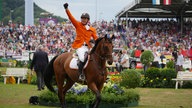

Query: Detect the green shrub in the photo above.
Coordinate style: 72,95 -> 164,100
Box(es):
39,91 -> 59,103
70,91 -> 94,104
102,89 -> 139,104
120,69 -> 141,89
166,60 -> 175,69
38,89 -> 139,106
161,68 -> 176,79
182,82 -> 192,88
145,67 -> 160,78
141,67 -> 177,88
136,69 -> 145,74
160,68 -> 177,88
143,67 -> 161,88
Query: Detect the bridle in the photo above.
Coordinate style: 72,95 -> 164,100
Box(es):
90,38 -> 113,76
93,38 -> 113,61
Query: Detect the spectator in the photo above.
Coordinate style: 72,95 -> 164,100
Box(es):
176,50 -> 184,73
181,45 -> 188,58
188,46 -> 192,68
159,52 -> 166,68
113,51 -> 120,72
151,47 -> 160,68
134,48 -> 141,58
30,45 -> 49,91
120,49 -> 129,71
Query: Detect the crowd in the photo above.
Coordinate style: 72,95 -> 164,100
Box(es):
0,20 -> 123,57
0,18 -> 192,70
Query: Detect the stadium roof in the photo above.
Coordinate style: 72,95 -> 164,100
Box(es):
116,0 -> 192,18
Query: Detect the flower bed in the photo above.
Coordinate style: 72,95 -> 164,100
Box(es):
38,83 -> 139,107
107,71 -> 120,75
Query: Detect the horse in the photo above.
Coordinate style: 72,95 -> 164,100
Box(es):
44,35 -> 114,108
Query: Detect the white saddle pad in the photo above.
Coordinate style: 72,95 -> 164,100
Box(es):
69,56 -> 89,69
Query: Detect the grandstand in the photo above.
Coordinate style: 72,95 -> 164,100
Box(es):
116,0 -> 192,18
116,0 -> 192,34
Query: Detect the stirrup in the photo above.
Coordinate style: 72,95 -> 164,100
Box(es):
79,74 -> 85,80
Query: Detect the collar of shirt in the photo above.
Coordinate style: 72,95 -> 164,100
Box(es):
85,25 -> 90,30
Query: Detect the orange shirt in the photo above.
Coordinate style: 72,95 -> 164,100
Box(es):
66,9 -> 98,49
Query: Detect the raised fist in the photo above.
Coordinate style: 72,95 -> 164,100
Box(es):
63,3 -> 68,9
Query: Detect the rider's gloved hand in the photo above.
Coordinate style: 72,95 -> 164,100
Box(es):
63,3 -> 68,9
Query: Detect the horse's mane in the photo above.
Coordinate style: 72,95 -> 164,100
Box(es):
90,37 -> 104,54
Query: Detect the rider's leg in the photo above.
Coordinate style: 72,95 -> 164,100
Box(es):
78,61 -> 85,80
78,61 -> 84,74
76,46 -> 88,80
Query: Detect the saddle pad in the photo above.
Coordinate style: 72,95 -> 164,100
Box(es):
69,56 -> 89,70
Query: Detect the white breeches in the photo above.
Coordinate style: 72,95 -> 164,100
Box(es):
76,46 -> 89,62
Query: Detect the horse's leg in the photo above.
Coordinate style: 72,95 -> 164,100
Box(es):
88,83 -> 102,108
57,75 -> 75,108
55,73 -> 66,108
62,78 -> 75,107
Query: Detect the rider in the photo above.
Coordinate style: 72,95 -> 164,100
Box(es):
63,3 -> 98,80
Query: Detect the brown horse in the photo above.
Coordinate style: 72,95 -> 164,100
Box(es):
44,35 -> 113,108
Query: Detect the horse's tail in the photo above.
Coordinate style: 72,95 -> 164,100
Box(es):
44,55 -> 58,93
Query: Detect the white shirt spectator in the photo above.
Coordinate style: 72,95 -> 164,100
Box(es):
120,50 -> 129,68
176,53 -> 184,66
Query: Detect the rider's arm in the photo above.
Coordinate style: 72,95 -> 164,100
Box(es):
65,8 -> 78,28
90,27 -> 98,40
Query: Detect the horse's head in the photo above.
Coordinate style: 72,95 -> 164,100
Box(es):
102,35 -> 114,65
90,34 -> 114,65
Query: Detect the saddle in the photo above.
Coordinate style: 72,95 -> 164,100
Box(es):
69,53 -> 90,70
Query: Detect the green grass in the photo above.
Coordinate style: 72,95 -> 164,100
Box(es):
0,83 -> 47,108
134,88 -> 192,108
0,82 -> 192,108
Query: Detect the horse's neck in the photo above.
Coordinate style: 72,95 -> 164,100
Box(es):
91,51 -> 106,68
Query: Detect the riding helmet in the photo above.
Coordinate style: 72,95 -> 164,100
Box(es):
81,13 -> 90,20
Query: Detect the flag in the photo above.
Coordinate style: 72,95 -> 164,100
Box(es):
152,0 -> 160,5
164,0 -> 171,5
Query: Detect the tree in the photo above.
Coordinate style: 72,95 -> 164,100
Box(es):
140,50 -> 154,72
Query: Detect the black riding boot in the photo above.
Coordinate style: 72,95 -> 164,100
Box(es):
78,61 -> 85,80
